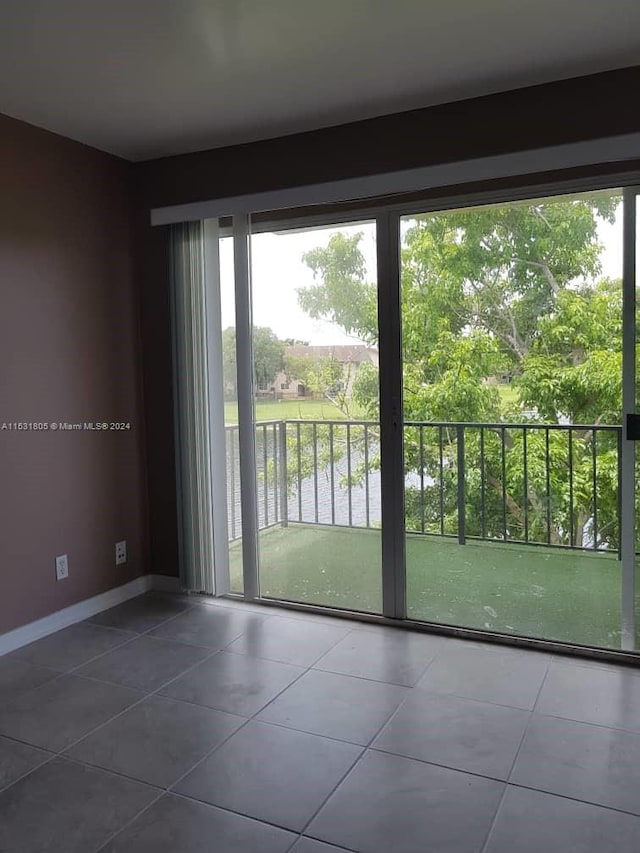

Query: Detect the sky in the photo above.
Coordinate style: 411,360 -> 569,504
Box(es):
220,221 -> 377,346
219,199 -> 625,348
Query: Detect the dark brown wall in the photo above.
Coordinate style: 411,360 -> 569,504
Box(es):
0,114 -> 148,632
136,66 -> 640,207
135,65 -> 640,578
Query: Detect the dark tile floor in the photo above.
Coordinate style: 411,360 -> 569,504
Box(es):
1,592 -> 640,851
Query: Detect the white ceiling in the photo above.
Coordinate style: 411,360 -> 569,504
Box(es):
0,0 -> 639,162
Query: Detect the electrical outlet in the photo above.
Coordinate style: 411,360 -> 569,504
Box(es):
55,554 -> 68,580
115,540 -> 127,566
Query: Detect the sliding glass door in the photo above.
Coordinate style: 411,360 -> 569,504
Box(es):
247,218 -> 383,612
199,181 -> 640,654
400,189 -> 627,649
626,188 -> 640,651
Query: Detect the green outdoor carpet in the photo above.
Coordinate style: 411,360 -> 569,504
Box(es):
230,524 -> 630,650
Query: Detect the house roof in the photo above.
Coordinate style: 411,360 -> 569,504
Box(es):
285,345 -> 378,364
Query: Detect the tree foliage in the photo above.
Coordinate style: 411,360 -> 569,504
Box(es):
294,192 -> 624,550
284,353 -> 343,399
518,279 -> 622,424
221,327 -> 238,399
222,326 -> 285,396
298,234 -> 378,345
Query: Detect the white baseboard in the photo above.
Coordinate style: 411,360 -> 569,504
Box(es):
0,575 -> 155,657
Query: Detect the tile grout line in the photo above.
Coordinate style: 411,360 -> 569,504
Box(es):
502,779 -> 640,820
479,783 -> 509,853
366,743 -> 518,786
475,714 -> 529,853
0,747 -> 58,798
478,650 -> 553,853
163,651 -> 324,794
215,613 -> 358,667
57,752 -> 166,792
530,709 -> 640,737
56,645 -> 227,757
286,664 -> 435,844
168,787 -> 313,838
91,789 -> 167,853
352,649 -> 448,740
233,712 -> 384,750
0,599 -> 206,705
309,647 -> 437,688
508,653 -> 553,778
530,654 -> 553,714
294,748 -> 368,843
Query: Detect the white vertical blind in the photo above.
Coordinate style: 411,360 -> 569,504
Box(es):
170,222 -> 215,593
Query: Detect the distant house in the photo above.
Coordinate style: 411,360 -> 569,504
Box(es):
271,345 -> 378,399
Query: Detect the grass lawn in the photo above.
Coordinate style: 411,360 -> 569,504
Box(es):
496,383 -> 520,409
224,399 -> 346,425
226,386 -> 521,424
229,524 -> 628,649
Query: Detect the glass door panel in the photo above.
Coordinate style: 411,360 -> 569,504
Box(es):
633,190 -> 640,650
401,189 -> 625,648
249,219 -> 382,612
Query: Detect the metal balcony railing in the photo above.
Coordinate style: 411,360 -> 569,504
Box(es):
225,419 -> 623,555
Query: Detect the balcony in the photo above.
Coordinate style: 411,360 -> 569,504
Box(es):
227,419 -> 626,650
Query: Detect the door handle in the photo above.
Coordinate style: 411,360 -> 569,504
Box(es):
626,413 -> 640,440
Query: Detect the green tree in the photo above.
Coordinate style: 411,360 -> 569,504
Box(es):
405,195 -> 617,370
222,327 -> 238,399
518,279 -> 622,424
222,326 -> 285,396
284,353 -> 343,401
299,194 -> 617,401
295,193 -> 623,549
253,327 -> 285,390
298,234 -> 378,345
